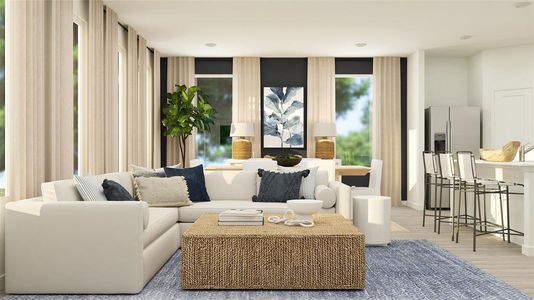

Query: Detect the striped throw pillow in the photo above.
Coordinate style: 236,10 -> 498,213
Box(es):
73,175 -> 108,201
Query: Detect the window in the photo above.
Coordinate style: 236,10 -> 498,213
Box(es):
0,0 -> 4,195
335,75 -> 372,166
73,22 -> 79,174
195,76 -> 232,165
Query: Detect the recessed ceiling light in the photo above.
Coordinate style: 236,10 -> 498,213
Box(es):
205,42 -> 217,47
514,1 -> 531,8
355,42 -> 367,47
459,35 -> 473,40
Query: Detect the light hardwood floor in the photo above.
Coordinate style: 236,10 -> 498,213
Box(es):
391,206 -> 534,297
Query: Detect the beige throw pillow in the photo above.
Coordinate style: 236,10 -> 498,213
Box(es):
134,176 -> 192,207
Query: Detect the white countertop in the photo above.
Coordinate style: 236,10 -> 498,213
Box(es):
476,160 -> 534,169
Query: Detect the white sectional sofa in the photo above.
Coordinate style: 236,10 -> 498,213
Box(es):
5,169 -> 351,294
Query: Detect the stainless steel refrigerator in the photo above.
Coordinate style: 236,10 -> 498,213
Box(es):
425,106 -> 481,209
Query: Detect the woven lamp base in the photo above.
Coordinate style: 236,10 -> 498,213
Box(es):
233,138 -> 252,159
316,139 -> 335,159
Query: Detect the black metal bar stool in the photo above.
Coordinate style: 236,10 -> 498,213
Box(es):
501,182 -> 525,243
435,152 -> 462,236
456,151 -> 508,251
422,151 -> 441,232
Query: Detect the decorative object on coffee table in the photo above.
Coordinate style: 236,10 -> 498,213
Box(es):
273,154 -> 302,167
314,122 -> 336,159
182,214 -> 365,290
268,200 -> 324,227
287,199 -> 323,222
480,140 -> 521,162
230,123 -> 254,159
218,209 -> 264,226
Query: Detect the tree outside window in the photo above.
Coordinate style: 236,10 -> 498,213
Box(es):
196,77 -> 232,165
335,76 -> 372,166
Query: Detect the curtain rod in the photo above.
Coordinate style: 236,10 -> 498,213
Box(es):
104,6 -> 154,54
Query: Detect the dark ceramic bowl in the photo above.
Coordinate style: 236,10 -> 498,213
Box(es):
274,155 -> 302,167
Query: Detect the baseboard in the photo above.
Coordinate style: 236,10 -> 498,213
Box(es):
522,245 -> 534,257
406,200 -> 424,211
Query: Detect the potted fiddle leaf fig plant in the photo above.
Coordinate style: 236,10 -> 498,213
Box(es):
162,84 -> 216,165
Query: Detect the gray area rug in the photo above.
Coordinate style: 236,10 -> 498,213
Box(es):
4,240 -> 530,300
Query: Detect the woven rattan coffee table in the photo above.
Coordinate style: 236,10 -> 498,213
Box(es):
181,213 -> 365,290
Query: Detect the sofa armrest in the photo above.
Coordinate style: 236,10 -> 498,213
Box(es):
329,181 -> 352,220
5,200 -> 145,294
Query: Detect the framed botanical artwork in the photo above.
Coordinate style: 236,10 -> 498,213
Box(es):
262,87 -> 305,149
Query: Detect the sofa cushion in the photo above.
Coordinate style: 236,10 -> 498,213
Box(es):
281,166 -> 318,199
253,169 -> 310,203
315,185 -> 336,208
177,200 -> 335,223
73,175 -> 108,201
316,170 -> 328,186
42,172 -> 134,202
165,165 -> 210,202
204,170 -> 257,201
134,176 -> 191,207
143,208 -> 179,248
102,179 -> 134,201
129,163 -> 182,177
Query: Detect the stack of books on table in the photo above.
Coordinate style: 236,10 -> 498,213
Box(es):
218,209 -> 264,226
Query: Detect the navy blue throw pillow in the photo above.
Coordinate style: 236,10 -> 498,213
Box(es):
252,169 -> 310,203
164,165 -> 210,202
102,179 -> 134,201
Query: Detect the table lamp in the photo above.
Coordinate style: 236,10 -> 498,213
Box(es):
313,123 -> 336,159
230,123 -> 254,159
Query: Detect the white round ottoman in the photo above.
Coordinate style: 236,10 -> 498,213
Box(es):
353,195 -> 391,246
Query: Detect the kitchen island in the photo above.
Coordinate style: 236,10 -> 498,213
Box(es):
476,160 -> 534,256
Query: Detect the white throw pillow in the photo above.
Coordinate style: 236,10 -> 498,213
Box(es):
315,184 -> 336,208
73,175 -> 108,201
134,176 -> 192,207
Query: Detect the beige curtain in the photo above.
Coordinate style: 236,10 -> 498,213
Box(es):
166,57 -> 196,166
6,0 -> 73,200
137,37 -> 148,166
307,57 -> 336,158
103,8 -> 119,173
122,27 -> 139,169
80,1 -> 119,175
151,50 -> 162,168
232,57 -> 261,157
372,57 -> 402,206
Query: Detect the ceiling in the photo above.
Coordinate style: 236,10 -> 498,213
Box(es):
104,0 -> 534,57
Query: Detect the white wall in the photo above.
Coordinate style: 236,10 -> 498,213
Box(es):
470,44 -> 534,148
407,50 -> 425,209
425,44 -> 534,151
425,56 -> 469,107
467,52 -> 483,107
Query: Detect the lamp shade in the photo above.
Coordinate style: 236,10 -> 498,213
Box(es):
313,123 -> 336,137
230,123 -> 255,137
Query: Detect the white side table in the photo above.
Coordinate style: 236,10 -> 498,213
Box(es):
353,195 -> 391,246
